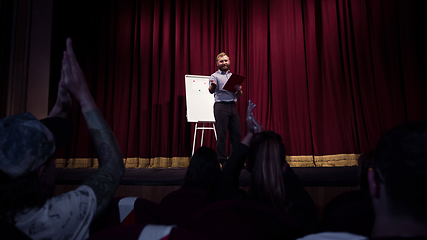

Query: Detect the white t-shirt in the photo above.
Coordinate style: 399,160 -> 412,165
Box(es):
14,185 -> 97,240
297,232 -> 368,240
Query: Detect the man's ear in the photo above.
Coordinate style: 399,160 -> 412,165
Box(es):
282,163 -> 287,173
368,168 -> 379,198
38,165 -> 47,182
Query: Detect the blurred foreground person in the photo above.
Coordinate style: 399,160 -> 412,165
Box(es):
0,38 -> 125,240
299,121 -> 427,239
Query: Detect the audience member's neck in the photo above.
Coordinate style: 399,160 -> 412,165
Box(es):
371,214 -> 427,239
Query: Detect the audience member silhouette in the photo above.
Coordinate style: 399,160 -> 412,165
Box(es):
299,121 -> 427,239
0,38 -> 125,239
320,150 -> 375,236
158,146 -> 221,227
214,100 -> 318,235
369,121 -> 427,238
181,146 -> 221,193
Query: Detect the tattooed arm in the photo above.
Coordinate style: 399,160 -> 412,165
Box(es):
79,109 -> 125,217
61,38 -> 125,217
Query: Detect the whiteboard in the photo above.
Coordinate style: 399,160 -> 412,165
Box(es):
185,74 -> 215,122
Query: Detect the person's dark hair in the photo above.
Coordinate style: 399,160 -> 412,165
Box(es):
0,157 -> 54,223
373,121 -> 427,223
247,131 -> 287,212
182,146 -> 221,192
357,150 -> 375,192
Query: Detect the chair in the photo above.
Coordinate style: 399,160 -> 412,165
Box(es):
90,197 -> 163,235
320,190 -> 374,236
189,199 -> 303,240
159,188 -> 208,228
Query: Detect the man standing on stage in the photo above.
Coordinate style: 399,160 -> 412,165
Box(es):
209,52 -> 243,168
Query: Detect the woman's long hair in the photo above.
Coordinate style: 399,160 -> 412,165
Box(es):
182,146 -> 221,192
247,131 -> 287,212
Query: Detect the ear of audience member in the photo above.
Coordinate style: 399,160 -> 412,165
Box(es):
357,150 -> 374,193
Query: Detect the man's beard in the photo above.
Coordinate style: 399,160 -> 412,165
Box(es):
219,64 -> 229,72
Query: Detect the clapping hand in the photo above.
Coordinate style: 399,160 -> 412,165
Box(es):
48,80 -> 71,118
62,38 -> 96,112
246,100 -> 263,134
242,100 -> 263,146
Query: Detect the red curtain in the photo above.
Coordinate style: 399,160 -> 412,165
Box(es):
51,0 -> 427,165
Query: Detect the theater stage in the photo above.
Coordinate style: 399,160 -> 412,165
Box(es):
55,167 -> 358,187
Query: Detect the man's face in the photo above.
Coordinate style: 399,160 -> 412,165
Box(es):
217,55 -> 230,72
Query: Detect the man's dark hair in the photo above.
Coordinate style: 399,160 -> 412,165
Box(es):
182,146 -> 221,192
373,121 -> 427,223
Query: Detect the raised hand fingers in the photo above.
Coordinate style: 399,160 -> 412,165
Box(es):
66,38 -> 85,75
252,114 -> 263,133
62,51 -> 72,82
246,100 -> 256,116
66,38 -> 75,59
57,81 -> 71,112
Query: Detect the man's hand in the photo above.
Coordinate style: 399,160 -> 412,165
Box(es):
48,81 -> 71,118
241,100 -> 263,146
62,38 -> 96,112
235,85 -> 243,97
246,100 -> 263,134
209,79 -> 217,93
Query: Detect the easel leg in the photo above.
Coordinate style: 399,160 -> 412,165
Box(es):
213,123 -> 217,140
192,122 -> 198,156
200,122 -> 205,146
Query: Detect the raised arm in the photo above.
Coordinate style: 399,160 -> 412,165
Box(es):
214,100 -> 262,201
241,100 -> 263,146
61,38 -> 125,217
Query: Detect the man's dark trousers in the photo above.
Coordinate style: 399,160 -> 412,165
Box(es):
214,102 -> 242,164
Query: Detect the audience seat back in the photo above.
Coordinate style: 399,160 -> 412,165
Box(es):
160,188 -> 208,228
189,199 -> 303,240
90,197 -> 163,235
320,190 -> 374,236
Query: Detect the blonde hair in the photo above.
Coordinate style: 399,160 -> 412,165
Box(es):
216,52 -> 229,61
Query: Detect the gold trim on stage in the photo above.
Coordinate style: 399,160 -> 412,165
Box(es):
314,154 -> 360,167
56,153 -> 360,169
